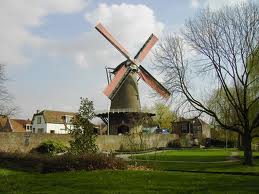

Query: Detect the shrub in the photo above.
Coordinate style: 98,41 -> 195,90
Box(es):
32,140 -> 67,155
167,139 -> 181,148
41,153 -> 126,173
0,152 -> 126,173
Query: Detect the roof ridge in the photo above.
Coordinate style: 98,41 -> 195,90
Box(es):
42,109 -> 76,113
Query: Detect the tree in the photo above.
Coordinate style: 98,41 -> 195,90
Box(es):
154,3 -> 259,165
207,88 -> 240,147
69,97 -> 98,154
153,103 -> 177,131
0,64 -> 16,116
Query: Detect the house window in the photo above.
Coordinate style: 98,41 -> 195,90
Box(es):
50,130 -> 55,134
181,123 -> 189,133
33,128 -> 35,133
65,115 -> 73,124
37,117 -> 41,124
26,125 -> 32,131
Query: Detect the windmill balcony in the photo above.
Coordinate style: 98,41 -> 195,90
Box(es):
95,108 -> 155,114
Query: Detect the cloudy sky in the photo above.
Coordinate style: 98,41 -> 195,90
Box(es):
2,0 -> 250,119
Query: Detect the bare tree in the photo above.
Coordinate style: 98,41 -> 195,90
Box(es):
154,3 -> 259,165
0,64 -> 16,116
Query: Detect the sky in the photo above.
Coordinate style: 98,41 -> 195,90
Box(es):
1,0 -> 251,119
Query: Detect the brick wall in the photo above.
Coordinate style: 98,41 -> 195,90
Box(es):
0,132 -> 178,153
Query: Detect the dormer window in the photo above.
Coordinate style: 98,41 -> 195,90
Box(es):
62,115 -> 73,124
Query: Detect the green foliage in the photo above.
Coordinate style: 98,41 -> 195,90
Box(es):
210,127 -> 238,146
69,97 -> 98,154
32,140 -> 67,155
248,47 -> 259,135
207,88 -> 240,127
153,103 -> 177,131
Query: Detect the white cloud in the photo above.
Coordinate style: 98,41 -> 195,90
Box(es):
75,52 -> 89,68
0,0 -> 87,66
47,3 -> 164,69
190,0 -> 200,9
68,3 -> 164,68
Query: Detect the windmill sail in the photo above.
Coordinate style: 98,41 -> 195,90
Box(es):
138,65 -> 170,99
95,23 -> 130,60
103,65 -> 131,99
134,34 -> 158,63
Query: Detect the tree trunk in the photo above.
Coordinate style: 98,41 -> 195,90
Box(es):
243,132 -> 253,165
238,133 -> 242,150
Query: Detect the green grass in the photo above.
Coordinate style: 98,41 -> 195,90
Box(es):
131,149 -> 259,175
133,149 -> 241,162
135,160 -> 259,174
1,168 -> 259,194
1,149 -> 259,193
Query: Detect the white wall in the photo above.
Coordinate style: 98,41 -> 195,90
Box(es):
46,123 -> 73,134
32,115 -> 74,134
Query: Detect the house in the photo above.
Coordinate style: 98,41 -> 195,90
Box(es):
0,115 -> 32,132
172,117 -> 211,139
32,110 -> 75,134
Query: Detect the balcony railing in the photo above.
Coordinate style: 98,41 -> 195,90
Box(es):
95,108 -> 155,114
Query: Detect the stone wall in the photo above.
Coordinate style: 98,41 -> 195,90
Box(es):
0,132 -> 178,153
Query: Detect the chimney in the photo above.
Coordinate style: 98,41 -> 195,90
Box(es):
36,110 -> 40,113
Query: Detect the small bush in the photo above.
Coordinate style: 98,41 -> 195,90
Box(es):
41,153 -> 126,173
32,140 -> 67,155
167,139 -> 181,148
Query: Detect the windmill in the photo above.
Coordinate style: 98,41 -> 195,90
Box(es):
95,23 -> 170,135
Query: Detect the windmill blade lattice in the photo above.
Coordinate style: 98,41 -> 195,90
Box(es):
95,22 -> 170,100
138,65 -> 170,99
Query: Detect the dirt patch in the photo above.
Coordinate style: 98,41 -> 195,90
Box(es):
127,165 -> 153,171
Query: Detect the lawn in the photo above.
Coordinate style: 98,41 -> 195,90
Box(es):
133,149 -> 253,162
131,149 -> 259,175
1,149 -> 259,193
1,168 -> 259,194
